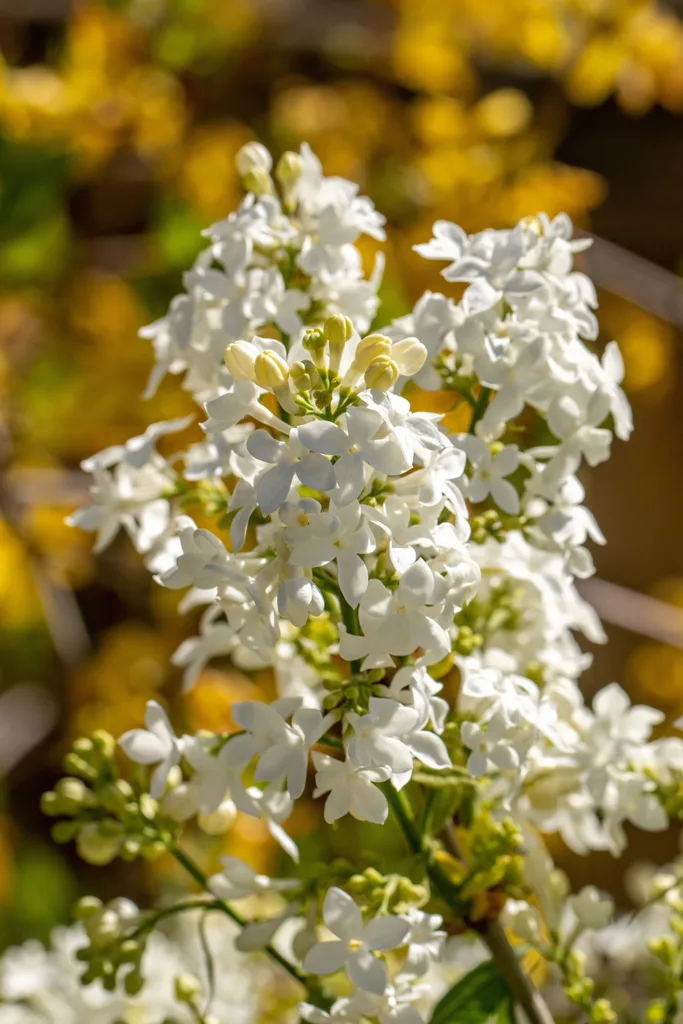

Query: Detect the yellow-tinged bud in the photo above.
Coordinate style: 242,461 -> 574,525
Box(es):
175,974 -> 202,1003
325,314 -> 354,372
354,333 -> 392,372
74,896 -> 103,920
302,327 -> 327,367
364,355 -> 399,392
391,336 -> 427,376
290,360 -> 314,391
236,141 -> 272,177
77,825 -> 120,866
253,350 -> 289,390
224,340 -> 257,380
55,777 -> 92,811
243,167 -> 274,197
325,314 -> 354,346
275,151 -> 304,188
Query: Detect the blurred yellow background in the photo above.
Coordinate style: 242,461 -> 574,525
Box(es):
1,0 -> 683,944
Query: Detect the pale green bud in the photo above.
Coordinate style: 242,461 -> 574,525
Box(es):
55,777 -> 93,811
74,896 -> 103,921
275,151 -> 304,188
243,167 -> 274,197
289,360 -> 313,391
91,731 -> 116,760
253,350 -> 289,390
224,340 -> 257,380
236,141 -> 272,178
124,970 -> 144,997
76,824 -> 120,866
364,356 -> 399,392
175,973 -> 202,1003
41,791 -> 61,816
302,327 -> 327,367
84,907 -> 121,947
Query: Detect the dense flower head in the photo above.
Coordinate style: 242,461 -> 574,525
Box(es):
60,142 -> 683,1024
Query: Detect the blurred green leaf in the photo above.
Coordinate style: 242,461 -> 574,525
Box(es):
430,960 -> 509,1024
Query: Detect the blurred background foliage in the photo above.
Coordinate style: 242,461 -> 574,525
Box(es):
2,0 -> 683,948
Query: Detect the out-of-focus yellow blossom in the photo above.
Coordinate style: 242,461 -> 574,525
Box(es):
598,295 -> 677,398
628,580 -> 683,712
390,0 -> 683,113
176,121 -> 254,221
0,518 -> 42,630
67,623 -> 175,740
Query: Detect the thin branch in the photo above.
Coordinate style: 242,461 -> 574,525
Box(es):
385,786 -> 555,1024
439,825 -> 555,1024
579,577 -> 683,649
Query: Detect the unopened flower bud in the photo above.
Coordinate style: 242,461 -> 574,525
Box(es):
243,167 -> 274,197
40,791 -> 61,816
275,151 -> 304,188
236,142 -> 272,178
76,824 -> 120,866
325,314 -> 354,372
175,973 -> 202,1003
84,907 -> 121,947
91,730 -> 116,760
302,327 -> 327,367
125,970 -> 144,997
55,777 -> 92,811
224,340 -> 257,380
354,333 -> 392,373
254,350 -> 289,390
325,313 -> 353,347
391,336 -> 428,376
289,360 -> 313,391
74,896 -> 103,921
364,356 -> 399,392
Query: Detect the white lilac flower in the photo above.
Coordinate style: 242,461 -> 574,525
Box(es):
119,702 -> 182,799
312,752 -> 390,824
302,888 -> 409,995
209,855 -> 300,901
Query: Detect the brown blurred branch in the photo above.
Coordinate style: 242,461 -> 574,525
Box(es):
0,424 -> 91,669
579,577 -> 683,649
577,233 -> 683,326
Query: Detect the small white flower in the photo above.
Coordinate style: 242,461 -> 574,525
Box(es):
302,887 -> 409,995
208,855 -> 300,901
312,752 -> 390,824
568,886 -> 614,931
119,702 -> 182,799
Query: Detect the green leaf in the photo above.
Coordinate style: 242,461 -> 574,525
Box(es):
496,996 -> 516,1024
429,960 -> 509,1024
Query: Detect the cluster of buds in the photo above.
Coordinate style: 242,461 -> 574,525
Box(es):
223,317 -> 428,420
347,867 -> 429,916
74,896 -> 145,995
234,141 -> 304,203
41,731 -> 178,865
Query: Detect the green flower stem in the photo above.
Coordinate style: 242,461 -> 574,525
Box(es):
337,591 -> 362,676
468,386 -> 492,435
384,790 -> 555,1024
168,845 -> 311,993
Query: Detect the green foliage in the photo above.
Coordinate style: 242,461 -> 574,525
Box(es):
0,136 -> 72,284
429,960 -> 509,1024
